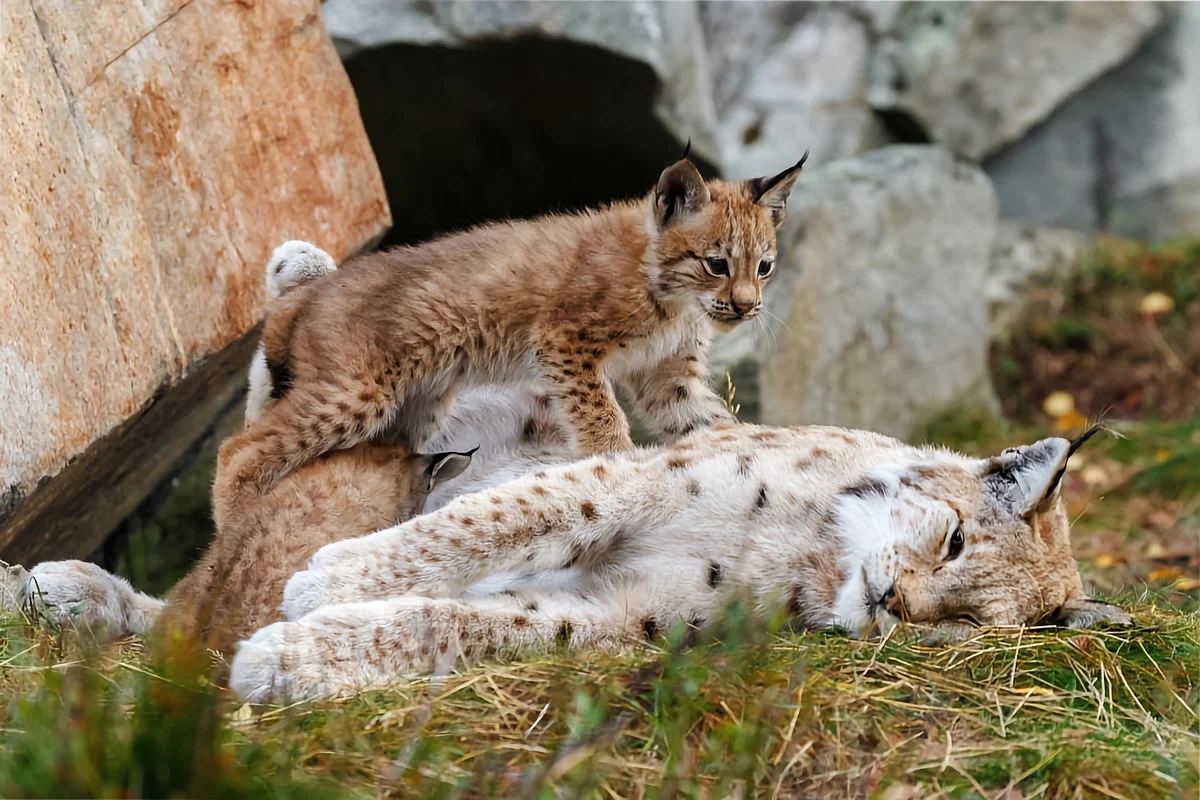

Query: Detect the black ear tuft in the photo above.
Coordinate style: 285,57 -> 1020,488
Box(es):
748,150 -> 809,226
679,138 -> 692,163
1043,424 -> 1106,505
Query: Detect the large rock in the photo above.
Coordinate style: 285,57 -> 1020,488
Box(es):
705,4 -> 890,181
321,0 -> 720,162
712,146 -> 999,439
867,2 -> 1165,160
988,223 -> 1087,340
985,3 -> 1200,239
0,0 -> 390,563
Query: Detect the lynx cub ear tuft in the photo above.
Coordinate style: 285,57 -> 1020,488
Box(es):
420,448 -> 476,491
654,155 -> 710,228
748,150 -> 808,226
981,437 -> 1071,517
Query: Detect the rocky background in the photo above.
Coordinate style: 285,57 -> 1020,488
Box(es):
2,0 -> 1197,567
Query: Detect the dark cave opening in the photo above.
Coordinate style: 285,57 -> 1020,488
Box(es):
342,35 -> 716,248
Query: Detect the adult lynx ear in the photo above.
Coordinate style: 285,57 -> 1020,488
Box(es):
654,142 -> 710,228
748,150 -> 809,226
981,426 -> 1103,517
981,437 -> 1070,517
418,448 -> 476,491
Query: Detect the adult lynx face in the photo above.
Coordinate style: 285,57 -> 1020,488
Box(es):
649,150 -> 809,330
844,429 -> 1131,636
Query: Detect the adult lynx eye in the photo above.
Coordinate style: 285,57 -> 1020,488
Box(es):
704,257 -> 730,277
946,526 -> 965,561
757,259 -> 775,278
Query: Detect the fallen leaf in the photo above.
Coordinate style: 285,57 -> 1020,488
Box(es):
1155,448 -> 1172,463
1054,409 -> 1089,432
880,785 -> 918,800
1139,291 -> 1175,316
1093,554 -> 1119,569
1174,579 -> 1200,592
1146,542 -> 1168,559
1009,686 -> 1056,696
1149,566 -> 1184,583
1042,391 -> 1075,418
1079,464 -> 1111,487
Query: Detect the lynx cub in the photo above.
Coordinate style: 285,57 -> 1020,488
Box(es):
221,150 -> 809,502
231,425 -> 1130,702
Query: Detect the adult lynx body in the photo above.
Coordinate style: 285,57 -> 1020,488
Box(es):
231,424 -> 1129,703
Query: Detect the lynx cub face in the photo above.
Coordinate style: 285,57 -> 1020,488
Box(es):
650,151 -> 808,330
845,430 -> 1129,635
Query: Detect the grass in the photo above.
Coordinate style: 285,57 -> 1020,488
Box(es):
1,594 -> 1196,798
1,236 -> 1197,797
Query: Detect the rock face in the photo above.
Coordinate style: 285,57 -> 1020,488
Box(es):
1,0 -> 390,563
985,3 -> 1200,240
713,146 -> 1000,439
705,3 -> 889,181
867,2 -> 1164,160
321,0 -> 720,161
988,223 -> 1087,340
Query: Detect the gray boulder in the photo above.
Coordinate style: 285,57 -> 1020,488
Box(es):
867,2 -> 1165,160
988,223 -> 1087,340
707,4 -> 890,180
320,0 -> 720,161
986,3 -> 1200,239
713,146 -> 999,439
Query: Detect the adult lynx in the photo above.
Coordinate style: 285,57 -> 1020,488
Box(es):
232,424 -> 1130,702
221,150 -> 809,503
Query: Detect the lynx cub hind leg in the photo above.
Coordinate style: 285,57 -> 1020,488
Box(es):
246,241 -> 338,425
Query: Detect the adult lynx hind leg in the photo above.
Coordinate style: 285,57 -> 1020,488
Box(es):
246,241 -> 338,425
233,579 -> 698,702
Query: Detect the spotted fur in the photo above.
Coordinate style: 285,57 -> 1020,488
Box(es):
230,424 -> 1129,702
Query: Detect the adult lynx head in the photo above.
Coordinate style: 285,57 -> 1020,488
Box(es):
647,147 -> 809,330
844,427 -> 1131,637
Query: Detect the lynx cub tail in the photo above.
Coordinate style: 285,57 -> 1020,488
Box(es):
246,241 -> 338,424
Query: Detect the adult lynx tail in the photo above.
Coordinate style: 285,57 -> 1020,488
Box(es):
265,240 -> 337,300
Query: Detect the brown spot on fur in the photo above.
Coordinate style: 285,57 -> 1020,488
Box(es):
491,510 -> 505,522
737,453 -> 754,476
580,501 -> 598,521
687,478 -> 702,497
557,621 -> 573,644
642,618 -> 659,640
754,483 -> 768,512
513,615 -> 529,627
667,456 -> 691,470
532,485 -> 547,496
708,562 -> 725,589
593,463 -> 608,478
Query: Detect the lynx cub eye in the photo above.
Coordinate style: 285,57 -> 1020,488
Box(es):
757,259 -> 775,279
946,526 -> 965,561
704,256 -> 730,277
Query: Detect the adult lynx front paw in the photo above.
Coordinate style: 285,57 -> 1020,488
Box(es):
228,620 -> 324,703
281,569 -> 332,621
